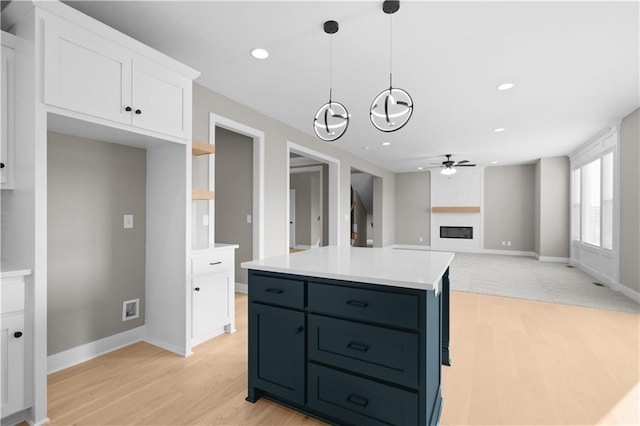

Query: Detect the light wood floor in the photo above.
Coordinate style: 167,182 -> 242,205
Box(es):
47,292 -> 639,425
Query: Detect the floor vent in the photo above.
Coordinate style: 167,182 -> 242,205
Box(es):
593,282 -> 604,287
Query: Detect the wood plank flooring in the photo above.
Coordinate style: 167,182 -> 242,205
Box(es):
47,292 -> 639,425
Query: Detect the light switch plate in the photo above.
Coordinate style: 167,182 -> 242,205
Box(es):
203,214 -> 209,226
246,214 -> 252,224
124,214 -> 133,229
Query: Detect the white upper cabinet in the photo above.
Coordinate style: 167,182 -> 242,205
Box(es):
43,17 -> 132,126
42,11 -> 198,140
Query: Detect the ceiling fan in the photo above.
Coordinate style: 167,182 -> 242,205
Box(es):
429,154 -> 476,175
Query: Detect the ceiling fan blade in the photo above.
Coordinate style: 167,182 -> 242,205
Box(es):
456,164 -> 477,167
455,160 -> 470,165
430,162 -> 443,165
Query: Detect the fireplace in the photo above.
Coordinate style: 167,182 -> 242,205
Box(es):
440,226 -> 473,239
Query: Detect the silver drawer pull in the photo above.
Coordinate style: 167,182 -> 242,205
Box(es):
346,300 -> 368,308
346,342 -> 369,352
209,261 -> 222,266
346,394 -> 369,407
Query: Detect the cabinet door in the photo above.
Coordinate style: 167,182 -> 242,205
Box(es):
43,17 -> 132,125
249,303 -> 305,404
1,313 -> 25,417
192,271 -> 230,344
131,57 -> 191,139
1,44 -> 13,188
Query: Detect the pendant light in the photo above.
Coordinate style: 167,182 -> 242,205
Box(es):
370,0 -> 413,132
313,20 -> 350,142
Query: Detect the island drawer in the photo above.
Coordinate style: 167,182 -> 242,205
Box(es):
308,363 -> 418,426
249,273 -> 304,309
308,282 -> 419,329
308,314 -> 419,388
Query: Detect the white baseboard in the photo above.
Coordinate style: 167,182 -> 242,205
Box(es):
615,283 -> 640,303
235,282 -> 248,294
535,254 -> 570,263
143,335 -> 191,357
483,249 -> 537,257
47,326 -> 146,374
391,244 -> 431,251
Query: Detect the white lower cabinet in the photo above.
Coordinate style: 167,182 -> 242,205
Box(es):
1,275 -> 27,418
191,246 -> 237,346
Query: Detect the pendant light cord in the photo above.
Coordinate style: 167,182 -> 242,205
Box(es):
389,13 -> 393,89
329,33 -> 333,102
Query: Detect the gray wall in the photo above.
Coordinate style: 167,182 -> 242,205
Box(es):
395,172 -> 430,246
619,108 -> 640,293
214,127 -> 253,285
47,132 -> 146,355
484,165 -> 536,251
537,157 -> 570,258
192,83 -> 396,257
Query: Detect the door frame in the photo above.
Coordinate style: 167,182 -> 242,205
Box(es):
286,141 -> 340,249
209,113 -> 265,260
290,165 -> 323,247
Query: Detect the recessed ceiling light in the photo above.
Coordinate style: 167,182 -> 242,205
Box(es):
494,127 -> 505,133
491,161 -> 499,164
497,82 -> 514,91
381,142 -> 391,146
250,48 -> 269,59
417,166 -> 424,170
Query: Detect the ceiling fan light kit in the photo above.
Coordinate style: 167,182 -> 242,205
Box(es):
313,20 -> 350,142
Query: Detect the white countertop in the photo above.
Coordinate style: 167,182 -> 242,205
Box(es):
1,261 -> 32,279
241,246 -> 454,292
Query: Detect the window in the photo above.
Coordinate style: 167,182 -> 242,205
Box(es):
571,169 -> 580,241
581,158 -> 601,246
573,150 -> 614,250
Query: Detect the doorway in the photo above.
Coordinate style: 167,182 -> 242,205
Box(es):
350,169 -> 382,247
286,142 -> 340,251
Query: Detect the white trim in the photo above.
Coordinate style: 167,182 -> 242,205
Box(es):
235,282 -> 248,294
615,283 -> 640,303
47,326 -> 146,374
209,113 -> 265,261
286,141 -> 341,250
483,249 -> 537,257
143,335 -> 191,357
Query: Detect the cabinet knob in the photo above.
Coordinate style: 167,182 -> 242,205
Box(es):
14,331 -> 23,338
125,106 -> 132,112
294,326 -> 304,334
194,287 -> 200,292
0,162 -> 4,169
135,109 -> 142,115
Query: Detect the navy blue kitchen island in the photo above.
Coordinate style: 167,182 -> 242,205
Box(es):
242,246 -> 453,426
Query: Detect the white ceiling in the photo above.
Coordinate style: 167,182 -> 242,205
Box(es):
64,1 -> 639,172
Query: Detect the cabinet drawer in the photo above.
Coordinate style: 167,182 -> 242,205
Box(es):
249,273 -> 304,309
308,315 -> 419,388
308,283 -> 418,329
308,363 -> 418,426
1,278 -> 24,314
192,252 -> 230,277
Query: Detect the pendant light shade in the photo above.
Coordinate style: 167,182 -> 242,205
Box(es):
314,20 -> 349,142
370,0 -> 413,132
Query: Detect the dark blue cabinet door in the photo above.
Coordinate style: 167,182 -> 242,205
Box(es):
249,303 -> 305,405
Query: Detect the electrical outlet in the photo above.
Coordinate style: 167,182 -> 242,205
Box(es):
124,214 -> 133,229
507,241 -> 512,247
203,214 -> 209,226
419,236 -> 424,242
247,214 -> 252,224
501,241 -> 506,246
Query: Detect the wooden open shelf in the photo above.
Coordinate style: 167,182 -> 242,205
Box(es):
432,206 -> 480,213
192,189 -> 215,200
192,140 -> 215,156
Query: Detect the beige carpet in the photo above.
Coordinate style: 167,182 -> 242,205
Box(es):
448,252 -> 640,313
